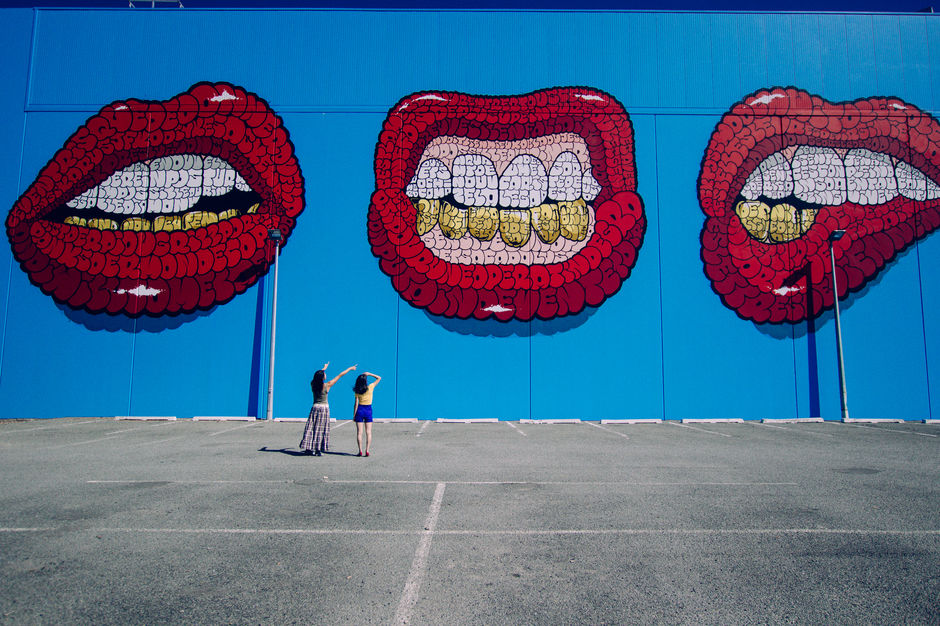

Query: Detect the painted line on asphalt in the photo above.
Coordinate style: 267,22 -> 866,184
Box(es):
416,421 -> 430,437
86,478 -> 797,486
754,423 -> 837,438
0,419 -> 101,432
506,422 -> 527,437
394,481 -> 446,625
585,421 -> 629,439
207,422 -> 258,437
9,526 -> 935,537
841,423 -> 938,438
669,422 -> 732,438
332,420 -> 351,430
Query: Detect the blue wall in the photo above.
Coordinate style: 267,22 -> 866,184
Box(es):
1,8 -> 937,420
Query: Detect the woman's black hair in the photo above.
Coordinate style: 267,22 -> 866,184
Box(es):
311,370 -> 326,396
353,374 -> 369,395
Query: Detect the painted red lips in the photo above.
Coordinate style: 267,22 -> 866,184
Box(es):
6,82 -> 304,316
699,87 -> 940,324
369,88 -> 645,321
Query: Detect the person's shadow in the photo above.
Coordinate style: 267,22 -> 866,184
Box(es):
259,446 -> 358,457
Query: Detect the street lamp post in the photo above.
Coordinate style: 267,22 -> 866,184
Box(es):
265,229 -> 283,422
828,230 -> 850,422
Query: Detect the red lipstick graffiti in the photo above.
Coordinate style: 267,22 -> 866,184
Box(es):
699,87 -> 940,324
6,82 -> 304,316
369,88 -> 645,321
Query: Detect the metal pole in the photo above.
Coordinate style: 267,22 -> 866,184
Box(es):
829,238 -> 850,421
265,238 -> 280,421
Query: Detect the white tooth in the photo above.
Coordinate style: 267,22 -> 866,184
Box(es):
758,152 -> 794,200
499,154 -> 547,209
895,161 -> 927,201
202,156 -> 236,197
928,176 -> 940,200
66,187 -> 98,210
98,162 -> 148,215
581,167 -> 601,202
548,151 -> 582,201
149,155 -> 201,213
235,172 -> 250,192
452,154 -> 498,206
792,146 -> 847,205
845,149 -> 898,205
406,158 -> 452,200
740,167 -> 762,200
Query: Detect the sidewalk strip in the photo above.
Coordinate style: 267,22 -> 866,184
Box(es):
394,482 -> 446,625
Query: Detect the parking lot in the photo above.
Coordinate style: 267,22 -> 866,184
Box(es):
0,417 -> 938,624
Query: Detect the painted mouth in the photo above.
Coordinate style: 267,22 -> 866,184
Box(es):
369,88 -> 645,321
698,87 -> 940,323
6,82 -> 304,316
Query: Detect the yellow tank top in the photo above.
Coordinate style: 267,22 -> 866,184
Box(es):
356,382 -> 377,405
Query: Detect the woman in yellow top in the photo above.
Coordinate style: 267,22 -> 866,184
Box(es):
352,372 -> 381,457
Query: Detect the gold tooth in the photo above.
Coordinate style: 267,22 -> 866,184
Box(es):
800,208 -> 817,236
531,203 -> 560,244
219,208 -> 239,221
467,206 -> 498,240
735,200 -> 770,241
183,211 -> 219,230
438,200 -> 468,239
153,215 -> 184,232
246,203 -> 259,214
558,199 -> 589,241
87,218 -> 118,230
122,217 -> 151,232
64,216 -> 87,227
769,203 -> 800,243
499,209 -> 531,247
415,198 -> 440,236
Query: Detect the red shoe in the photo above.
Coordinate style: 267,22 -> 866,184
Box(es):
357,452 -> 362,457
365,451 -> 370,457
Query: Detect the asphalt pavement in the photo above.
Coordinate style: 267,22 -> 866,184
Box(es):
0,417 -> 937,624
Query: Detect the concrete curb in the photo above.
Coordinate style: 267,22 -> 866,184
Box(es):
761,418 -> 825,423
436,418 -> 499,423
681,418 -> 745,424
192,416 -> 257,422
519,419 -> 582,424
842,418 -> 905,424
600,419 -> 663,425
114,416 -> 176,421
375,418 -> 419,423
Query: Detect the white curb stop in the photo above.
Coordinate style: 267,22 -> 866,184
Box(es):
681,418 -> 745,424
436,418 -> 499,423
114,416 -> 177,421
192,416 -> 257,422
600,419 -> 663,425
519,419 -> 582,424
761,418 -> 825,423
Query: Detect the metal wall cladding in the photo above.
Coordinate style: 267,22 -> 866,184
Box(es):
1,8 -> 938,420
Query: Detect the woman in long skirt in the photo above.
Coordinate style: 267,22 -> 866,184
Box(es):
300,361 -> 356,455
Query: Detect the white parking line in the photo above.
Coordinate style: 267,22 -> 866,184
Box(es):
506,422 -> 526,437
669,422 -> 732,438
585,422 -> 629,439
10,526 -> 934,537
394,482 -> 446,625
207,423 -> 257,437
416,421 -> 430,437
754,423 -> 837,438
842,423 -> 938,438
0,419 -> 101,432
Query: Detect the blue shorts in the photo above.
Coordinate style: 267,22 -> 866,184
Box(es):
354,405 -> 373,423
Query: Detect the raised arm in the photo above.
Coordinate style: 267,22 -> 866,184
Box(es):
326,364 -> 357,388
364,372 -> 382,386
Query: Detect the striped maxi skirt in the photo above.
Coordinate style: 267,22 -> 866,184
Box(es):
300,403 -> 331,452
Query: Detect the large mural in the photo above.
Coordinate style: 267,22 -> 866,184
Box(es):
5,82 -> 304,317
698,87 -> 940,324
368,87 -> 645,321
